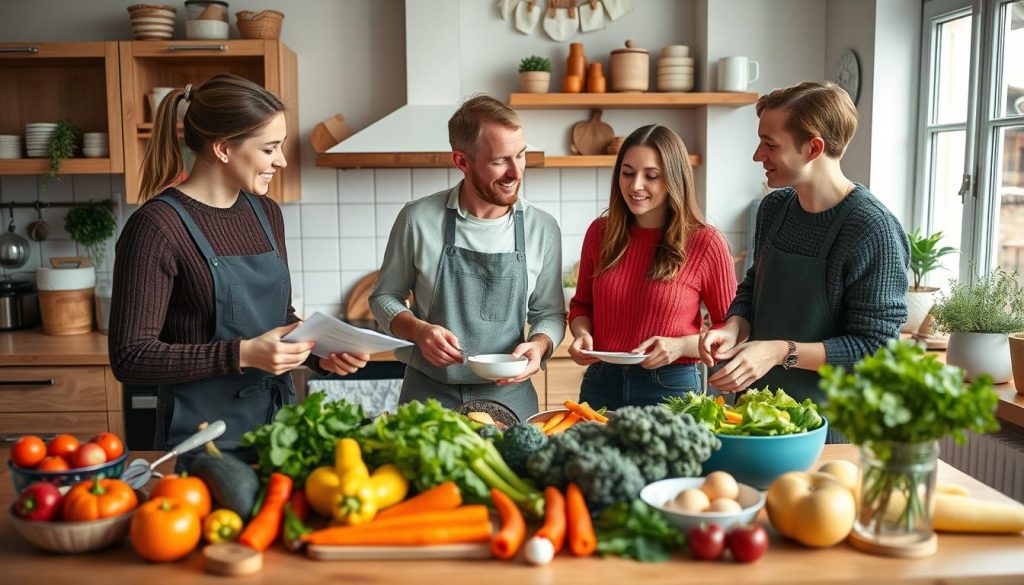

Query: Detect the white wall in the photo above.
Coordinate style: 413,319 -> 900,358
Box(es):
826,0 -> 876,186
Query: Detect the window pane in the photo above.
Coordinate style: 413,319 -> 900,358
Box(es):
929,130 -> 967,286
995,125 -> 1024,285
935,14 -> 973,125
997,1 -> 1024,118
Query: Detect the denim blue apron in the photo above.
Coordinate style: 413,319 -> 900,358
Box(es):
153,193 -> 295,468
401,205 -> 538,422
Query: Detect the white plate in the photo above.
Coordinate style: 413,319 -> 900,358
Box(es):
581,350 -> 650,365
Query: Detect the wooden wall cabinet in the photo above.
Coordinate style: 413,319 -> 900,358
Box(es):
0,42 -> 124,176
119,40 -> 300,204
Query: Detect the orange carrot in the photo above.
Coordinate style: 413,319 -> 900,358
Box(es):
301,505 -> 490,544
490,488 -> 526,560
565,400 -> 608,423
534,486 -> 566,553
715,395 -> 725,406
304,521 -> 492,546
239,473 -> 293,552
547,412 -> 581,435
566,483 -> 596,557
375,481 -> 462,520
540,412 -> 566,433
724,410 -> 743,424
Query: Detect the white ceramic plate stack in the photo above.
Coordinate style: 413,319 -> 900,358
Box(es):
24,123 -> 59,158
82,133 -> 109,158
127,4 -> 177,40
0,135 -> 22,159
658,45 -> 695,92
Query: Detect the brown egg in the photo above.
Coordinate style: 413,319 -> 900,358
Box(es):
669,488 -> 710,513
701,471 -> 740,501
707,498 -> 743,513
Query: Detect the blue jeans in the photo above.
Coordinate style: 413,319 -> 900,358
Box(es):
579,362 -> 702,411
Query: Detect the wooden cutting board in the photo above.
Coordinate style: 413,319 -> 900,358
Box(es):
307,541 -> 493,561
572,109 -> 614,155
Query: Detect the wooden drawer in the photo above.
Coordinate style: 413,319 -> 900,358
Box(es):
545,359 -> 585,410
0,412 -> 109,444
0,366 -> 108,413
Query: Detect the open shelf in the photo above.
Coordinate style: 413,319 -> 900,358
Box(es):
544,154 -> 701,168
508,92 -> 759,109
0,157 -> 116,175
317,151 -> 545,169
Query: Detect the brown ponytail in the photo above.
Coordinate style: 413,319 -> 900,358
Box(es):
137,74 -> 286,201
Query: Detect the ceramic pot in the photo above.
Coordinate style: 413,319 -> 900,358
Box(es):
1009,333 -> 1024,395
903,287 -> 939,334
609,39 -> 649,92
519,71 -> 551,93
946,331 -> 1012,383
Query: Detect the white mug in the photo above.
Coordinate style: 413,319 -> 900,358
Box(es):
718,56 -> 760,92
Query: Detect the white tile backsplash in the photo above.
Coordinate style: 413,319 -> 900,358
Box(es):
301,237 -> 340,271
530,200 -> 560,227
523,168 -> 559,201
303,271 -> 342,305
561,234 -> 585,275
44,174 -> 74,202
71,174 -> 111,202
412,169 -> 449,198
299,203 -> 339,238
298,165 -> 339,203
374,203 -> 405,238
559,168 -> 597,201
340,238 -> 377,272
339,204 -> 376,238
374,169 -> 412,203
337,169 -> 374,204
1,175 -> 38,202
285,237 -> 302,269
281,202 -> 302,237
560,200 -> 598,236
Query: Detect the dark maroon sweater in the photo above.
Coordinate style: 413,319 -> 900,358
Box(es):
108,188 -> 310,385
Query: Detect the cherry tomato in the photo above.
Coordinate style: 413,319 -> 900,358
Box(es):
47,434 -> 80,459
69,443 -> 107,469
726,523 -> 769,563
11,435 -> 47,469
688,522 -> 726,560
89,432 -> 125,460
37,456 -> 70,472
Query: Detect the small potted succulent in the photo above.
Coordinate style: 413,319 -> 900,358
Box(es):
929,267 -> 1024,383
519,55 -> 552,93
903,230 -> 957,334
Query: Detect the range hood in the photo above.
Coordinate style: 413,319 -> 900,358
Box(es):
316,0 -> 543,169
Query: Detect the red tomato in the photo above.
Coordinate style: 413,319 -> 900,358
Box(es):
13,482 -> 63,521
69,443 -> 107,469
726,523 -> 769,563
688,522 -> 726,560
11,435 -> 47,469
37,456 -> 70,472
89,432 -> 125,460
47,434 -> 80,459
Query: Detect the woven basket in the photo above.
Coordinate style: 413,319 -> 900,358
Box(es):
236,10 -> 284,39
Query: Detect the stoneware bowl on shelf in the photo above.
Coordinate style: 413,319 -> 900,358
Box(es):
701,418 -> 829,489
9,509 -> 133,554
467,354 -> 527,381
7,451 -> 129,493
640,476 -> 765,534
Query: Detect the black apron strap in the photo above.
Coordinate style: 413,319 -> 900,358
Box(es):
153,194 -> 217,261
242,192 -> 281,256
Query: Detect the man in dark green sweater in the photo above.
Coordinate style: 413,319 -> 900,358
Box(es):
699,82 -> 909,441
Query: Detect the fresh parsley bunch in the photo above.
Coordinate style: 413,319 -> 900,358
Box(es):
595,499 -> 685,562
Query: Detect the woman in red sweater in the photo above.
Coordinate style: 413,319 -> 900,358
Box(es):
567,125 -> 737,409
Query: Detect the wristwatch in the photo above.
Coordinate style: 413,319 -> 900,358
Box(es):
782,340 -> 798,370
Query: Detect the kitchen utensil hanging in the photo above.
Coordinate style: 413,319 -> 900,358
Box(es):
514,0 -> 541,34
543,0 -> 578,42
26,201 -> 49,242
579,0 -> 606,32
571,109 -> 614,156
0,204 -> 30,270
121,420 -> 226,489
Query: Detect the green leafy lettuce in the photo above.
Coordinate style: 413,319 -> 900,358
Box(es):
662,388 -> 822,436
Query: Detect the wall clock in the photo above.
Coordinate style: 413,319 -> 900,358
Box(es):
836,49 -> 861,105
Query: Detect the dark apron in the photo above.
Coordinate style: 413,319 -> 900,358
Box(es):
400,205 -> 538,422
749,189 -> 866,410
153,193 -> 295,469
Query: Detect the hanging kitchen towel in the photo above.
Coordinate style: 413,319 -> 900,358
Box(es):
543,1 -> 579,42
515,0 -> 542,34
602,0 -> 633,21
497,0 -> 520,21
579,0 -> 606,32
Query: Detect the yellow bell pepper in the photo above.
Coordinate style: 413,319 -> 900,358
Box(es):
305,465 -> 342,517
203,508 -> 243,544
332,440 -> 409,526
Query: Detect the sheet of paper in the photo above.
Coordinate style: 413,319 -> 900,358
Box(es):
282,311 -> 413,358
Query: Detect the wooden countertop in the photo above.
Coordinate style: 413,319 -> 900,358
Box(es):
0,445 -> 1022,584
0,328 -> 111,366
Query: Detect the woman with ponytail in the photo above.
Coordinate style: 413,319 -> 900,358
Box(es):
566,125 -> 736,409
109,74 -> 368,466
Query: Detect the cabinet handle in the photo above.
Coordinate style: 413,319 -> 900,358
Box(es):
0,379 -> 56,387
1,433 -> 57,444
0,46 -> 39,53
167,45 -> 227,52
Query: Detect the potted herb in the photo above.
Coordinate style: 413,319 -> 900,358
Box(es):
519,55 -> 552,93
64,200 -> 117,269
903,230 -> 957,334
929,268 -> 1024,383
819,339 -> 999,550
40,119 -> 82,196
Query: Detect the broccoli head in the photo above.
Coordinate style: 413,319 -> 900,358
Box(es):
563,450 -> 646,511
608,406 -> 721,482
496,423 -> 548,476
526,421 -> 608,489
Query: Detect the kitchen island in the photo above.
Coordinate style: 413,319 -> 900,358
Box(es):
1,445 -> 1021,584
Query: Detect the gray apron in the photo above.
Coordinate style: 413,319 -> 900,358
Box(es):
153,193 -> 295,468
400,205 -> 538,422
749,189 -> 865,410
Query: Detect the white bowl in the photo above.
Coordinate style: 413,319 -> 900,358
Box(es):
640,477 -> 765,534
580,349 -> 649,365
186,19 -> 229,40
467,354 -> 527,380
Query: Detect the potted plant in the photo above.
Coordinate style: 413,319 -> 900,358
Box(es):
903,230 -> 957,334
929,267 -> 1024,383
64,200 -> 117,270
562,261 -> 579,310
819,339 -> 999,552
40,119 -> 82,196
519,55 -> 552,93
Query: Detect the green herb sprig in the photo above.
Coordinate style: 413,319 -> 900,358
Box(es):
64,201 -> 117,267
594,499 -> 685,562
929,268 -> 1024,334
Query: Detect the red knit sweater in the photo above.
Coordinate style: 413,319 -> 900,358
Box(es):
567,219 -> 737,363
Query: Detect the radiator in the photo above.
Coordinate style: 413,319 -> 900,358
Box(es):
939,429 -> 1024,503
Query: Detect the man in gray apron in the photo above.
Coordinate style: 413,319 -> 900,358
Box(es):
699,82 -> 909,443
154,192 -> 297,467
370,95 -> 566,422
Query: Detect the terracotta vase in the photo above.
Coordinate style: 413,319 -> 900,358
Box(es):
567,42 -> 587,89
586,62 -> 606,93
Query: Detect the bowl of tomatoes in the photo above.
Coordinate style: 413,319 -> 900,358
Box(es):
8,432 -> 128,493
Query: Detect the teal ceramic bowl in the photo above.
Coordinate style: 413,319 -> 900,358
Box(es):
701,418 -> 828,489
7,451 -> 129,494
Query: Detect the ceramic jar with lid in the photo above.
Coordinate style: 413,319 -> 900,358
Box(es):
610,39 -> 649,92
